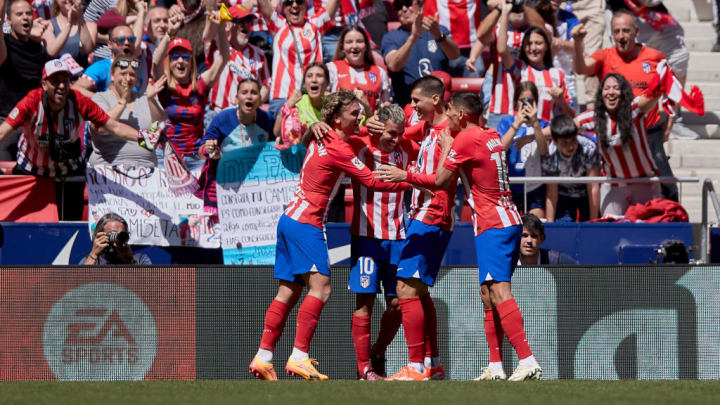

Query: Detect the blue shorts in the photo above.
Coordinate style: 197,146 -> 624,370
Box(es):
274,215 -> 330,284
475,225 -> 522,283
396,220 -> 452,287
348,235 -> 402,296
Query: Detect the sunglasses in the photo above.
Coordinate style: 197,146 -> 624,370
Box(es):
169,53 -> 192,61
393,0 -> 414,9
112,35 -> 137,44
282,0 -> 304,6
114,59 -> 140,69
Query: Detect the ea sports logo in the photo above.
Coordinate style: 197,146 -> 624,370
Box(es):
43,283 -> 157,381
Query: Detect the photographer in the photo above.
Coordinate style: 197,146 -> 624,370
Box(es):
84,213 -> 151,265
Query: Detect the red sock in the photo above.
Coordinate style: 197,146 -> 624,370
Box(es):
293,295 -> 325,352
373,307 -> 402,356
496,298 -> 532,360
420,294 -> 438,358
352,314 -> 371,375
398,297 -> 425,363
260,299 -> 291,351
484,307 -> 504,362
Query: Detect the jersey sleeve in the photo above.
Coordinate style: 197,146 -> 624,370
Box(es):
308,8 -> 331,33
202,110 -> 228,143
267,11 -> 285,35
405,171 -> 438,189
332,141 -> 409,192
589,48 -> 607,72
4,90 -> 40,129
75,91 -> 110,126
443,131 -> 474,173
403,120 -> 429,142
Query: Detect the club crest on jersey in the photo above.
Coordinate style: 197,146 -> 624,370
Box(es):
360,276 -> 370,288
352,157 -> 366,170
301,29 -> 314,41
642,62 -> 652,73
368,72 -> 377,83
427,40 -> 438,53
447,149 -> 458,162
229,62 -> 252,79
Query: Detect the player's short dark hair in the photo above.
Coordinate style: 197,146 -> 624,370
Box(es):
521,213 -> 544,238
450,92 -> 483,117
410,76 -> 445,99
550,114 -> 578,140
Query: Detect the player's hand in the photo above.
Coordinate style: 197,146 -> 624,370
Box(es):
365,114 -> 384,136
309,121 -> 332,141
374,165 -> 407,183
286,90 -> 303,108
91,232 -> 110,257
571,23 -> 587,41
438,128 -> 453,151
523,102 -> 538,124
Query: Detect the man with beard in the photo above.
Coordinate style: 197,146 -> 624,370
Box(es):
0,0 -> 51,160
0,59 -> 159,219
74,18 -> 151,96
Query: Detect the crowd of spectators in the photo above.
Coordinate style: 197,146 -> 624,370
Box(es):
0,0 -> 706,225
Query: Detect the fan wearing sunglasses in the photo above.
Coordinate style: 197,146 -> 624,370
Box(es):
151,7 -> 229,171
256,0 -> 340,121
88,55 -> 168,168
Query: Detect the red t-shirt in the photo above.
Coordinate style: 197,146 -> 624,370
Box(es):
443,126 -> 522,236
590,45 -> 665,127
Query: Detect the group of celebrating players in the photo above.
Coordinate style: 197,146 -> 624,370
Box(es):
248,77 -> 541,382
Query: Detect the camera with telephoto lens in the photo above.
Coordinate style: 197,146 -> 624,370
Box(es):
507,0 -> 524,13
104,231 -> 130,254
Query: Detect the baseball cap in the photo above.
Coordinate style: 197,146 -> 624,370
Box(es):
42,59 -> 71,80
167,37 -> 193,55
229,5 -> 257,21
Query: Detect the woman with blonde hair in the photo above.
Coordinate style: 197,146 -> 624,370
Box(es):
40,0 -> 96,61
151,8 -> 229,170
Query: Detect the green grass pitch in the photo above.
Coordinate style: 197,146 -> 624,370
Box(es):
1,380 -> 719,405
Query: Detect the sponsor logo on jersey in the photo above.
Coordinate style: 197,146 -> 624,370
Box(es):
301,29 -> 314,41
352,157 -> 366,170
43,282 -> 157,381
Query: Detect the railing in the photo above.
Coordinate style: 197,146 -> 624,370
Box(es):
701,179 -> 720,264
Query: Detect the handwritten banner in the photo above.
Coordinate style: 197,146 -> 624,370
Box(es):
216,142 -> 305,264
86,166 -> 220,248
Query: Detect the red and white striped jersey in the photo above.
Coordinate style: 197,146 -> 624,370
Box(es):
347,135 -> 419,240
406,120 -> 457,231
487,25 -> 525,115
267,10 -> 330,100
32,0 -> 52,19
576,100 -> 658,179
443,126 -> 522,236
285,130 -> 408,229
423,0 -> 482,49
5,88 -> 109,177
327,59 -> 391,111
519,62 -> 570,122
205,40 -> 270,111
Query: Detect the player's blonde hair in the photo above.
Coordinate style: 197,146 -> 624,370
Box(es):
321,90 -> 359,125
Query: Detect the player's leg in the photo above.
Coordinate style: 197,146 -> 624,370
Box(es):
371,295 -> 401,377
420,293 -> 443,379
353,293 -> 378,379
474,283 -> 507,381
386,277 -> 429,381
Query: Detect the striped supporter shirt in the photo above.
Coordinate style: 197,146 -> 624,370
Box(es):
443,126 -> 522,236
205,41 -> 271,111
347,134 -> 419,240
327,59 -> 391,111
284,130 -> 408,229
267,10 -> 331,100
487,25 -> 525,115
423,0 -> 482,49
5,88 -> 110,177
576,99 -> 658,179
